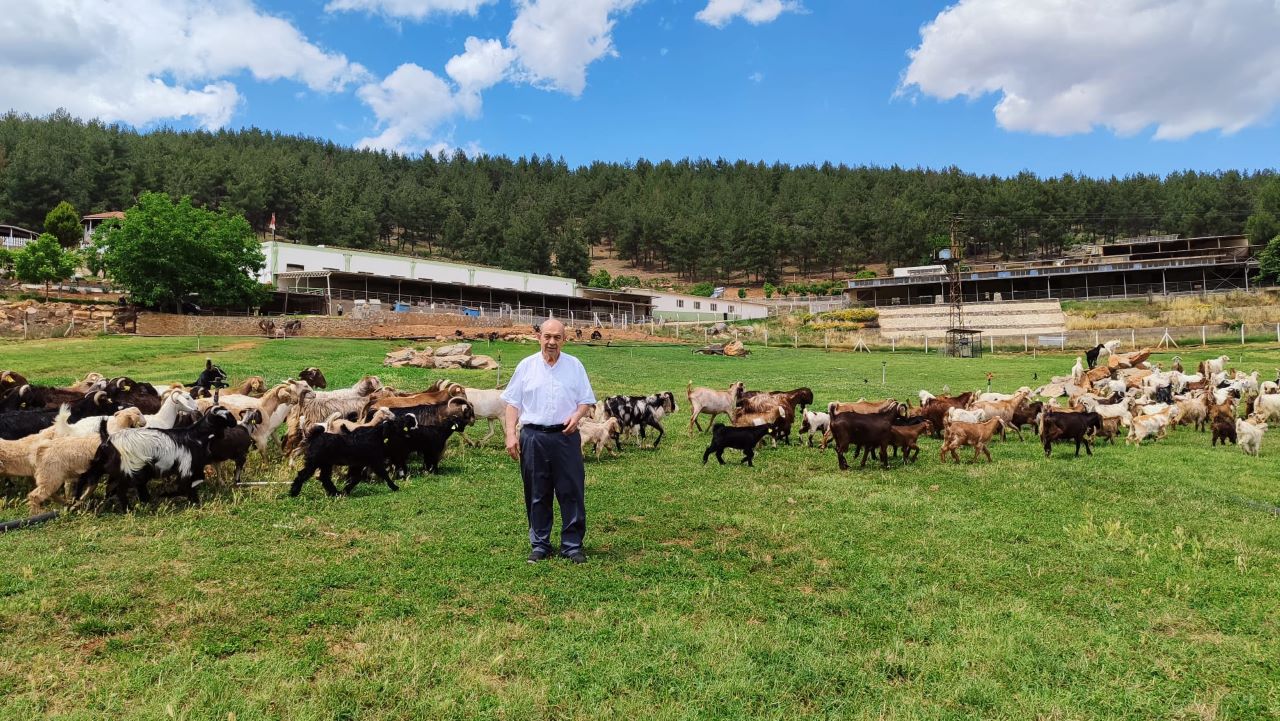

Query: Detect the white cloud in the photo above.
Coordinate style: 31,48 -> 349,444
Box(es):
695,0 -> 802,28
358,36 -> 514,153
0,0 -> 366,130
324,0 -> 496,20
901,0 -> 1280,140
507,0 -> 641,96
446,37 -> 517,115
356,64 -> 460,152
748,71 -> 764,83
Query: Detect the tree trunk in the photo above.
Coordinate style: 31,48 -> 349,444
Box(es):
44,281 -> 50,301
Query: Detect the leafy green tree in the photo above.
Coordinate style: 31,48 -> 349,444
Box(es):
688,281 -> 715,297
0,247 -> 13,277
44,201 -> 82,248
14,233 -> 77,300
763,282 -> 776,299
588,268 -> 612,288
97,192 -> 266,312
737,287 -> 747,299
612,274 -> 639,289
1254,235 -> 1280,285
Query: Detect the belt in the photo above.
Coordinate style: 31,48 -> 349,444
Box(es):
523,423 -> 566,433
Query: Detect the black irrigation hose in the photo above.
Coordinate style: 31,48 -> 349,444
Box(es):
0,510 -> 60,534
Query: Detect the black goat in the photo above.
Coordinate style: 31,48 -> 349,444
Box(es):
206,408 -> 262,484
1040,411 -> 1103,457
76,407 -> 238,508
190,359 -> 229,398
1085,344 -> 1105,369
102,377 -> 163,414
0,383 -> 90,411
289,414 -> 419,497
0,392 -> 121,440
1153,384 -> 1174,405
386,416 -> 470,477
702,422 -> 775,467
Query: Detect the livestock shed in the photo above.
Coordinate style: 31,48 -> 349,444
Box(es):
847,234 -> 1259,307
259,241 -> 653,326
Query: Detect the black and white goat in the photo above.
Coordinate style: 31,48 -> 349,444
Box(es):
289,414 -> 419,497
602,391 -> 679,449
75,407 -> 238,508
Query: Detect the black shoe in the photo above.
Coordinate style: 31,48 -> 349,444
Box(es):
561,551 -> 587,565
527,548 -> 551,564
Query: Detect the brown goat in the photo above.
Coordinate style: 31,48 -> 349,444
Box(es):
939,417 -> 1005,463
917,392 -> 975,438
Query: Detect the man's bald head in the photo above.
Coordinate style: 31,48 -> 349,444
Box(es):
539,318 -> 565,363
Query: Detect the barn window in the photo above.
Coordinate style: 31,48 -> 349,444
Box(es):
710,303 -> 717,311
676,299 -> 684,308
693,301 -> 701,310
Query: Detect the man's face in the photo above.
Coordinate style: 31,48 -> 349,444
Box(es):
540,322 -> 564,359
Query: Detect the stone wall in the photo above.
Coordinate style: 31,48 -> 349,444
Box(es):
136,312 -> 498,339
0,300 -> 130,338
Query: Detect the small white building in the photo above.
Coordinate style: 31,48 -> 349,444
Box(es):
640,290 -> 769,322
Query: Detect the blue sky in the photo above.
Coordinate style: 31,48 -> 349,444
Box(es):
7,0 -> 1280,177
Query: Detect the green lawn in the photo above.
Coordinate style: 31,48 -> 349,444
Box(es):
1,336 -> 1278,720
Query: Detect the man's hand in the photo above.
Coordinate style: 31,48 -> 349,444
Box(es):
562,404 -> 592,435
505,434 -> 520,461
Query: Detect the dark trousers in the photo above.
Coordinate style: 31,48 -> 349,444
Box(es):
519,427 -> 586,555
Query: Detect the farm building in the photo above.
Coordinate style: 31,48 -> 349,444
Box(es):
847,234 -> 1260,307
82,211 -> 125,248
258,241 -> 654,326
1,224 -> 38,249
640,290 -> 769,322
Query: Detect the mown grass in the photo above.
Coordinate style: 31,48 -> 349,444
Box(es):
1,336 -> 1279,720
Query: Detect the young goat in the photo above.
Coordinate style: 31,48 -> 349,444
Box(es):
798,409 -> 831,448
939,417 -> 1006,463
702,422 -> 774,467
602,391 -> 679,449
579,417 -> 622,459
1236,418 -> 1267,456
206,409 -> 263,485
1211,418 -> 1237,447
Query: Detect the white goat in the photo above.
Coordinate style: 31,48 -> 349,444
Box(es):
1076,395 -> 1133,427
1102,340 -> 1122,356
976,386 -> 1031,403
1252,394 -> 1280,424
798,409 -> 831,448
918,389 -> 936,406
460,387 -> 507,446
1070,357 -> 1085,384
1126,408 -> 1173,445
144,390 -> 198,429
1200,355 -> 1230,376
1236,418 -> 1267,456
946,407 -> 988,425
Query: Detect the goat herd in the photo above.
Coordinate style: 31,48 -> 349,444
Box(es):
0,342 -> 1274,519
688,340 -> 1278,471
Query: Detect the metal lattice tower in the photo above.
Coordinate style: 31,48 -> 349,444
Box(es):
947,215 -> 964,330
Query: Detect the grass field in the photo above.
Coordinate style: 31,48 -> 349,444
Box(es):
1,335 -> 1278,720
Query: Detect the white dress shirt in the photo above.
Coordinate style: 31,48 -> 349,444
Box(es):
500,351 -> 596,426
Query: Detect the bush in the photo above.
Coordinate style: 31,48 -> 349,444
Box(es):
737,287 -> 747,299
588,269 -> 613,288
688,282 -> 715,297
854,270 -> 877,279
818,308 -> 879,323
763,282 -> 775,299
613,274 -> 640,289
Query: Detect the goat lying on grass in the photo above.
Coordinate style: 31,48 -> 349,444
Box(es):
702,422 -> 774,467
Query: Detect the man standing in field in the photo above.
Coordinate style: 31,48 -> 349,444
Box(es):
501,318 -> 596,564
